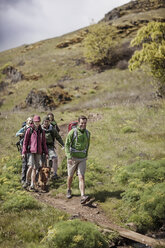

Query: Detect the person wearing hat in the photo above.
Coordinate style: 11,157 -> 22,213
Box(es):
22,115 -> 48,191
42,116 -> 64,179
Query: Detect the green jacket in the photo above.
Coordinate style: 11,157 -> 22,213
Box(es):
65,127 -> 90,159
42,125 -> 64,148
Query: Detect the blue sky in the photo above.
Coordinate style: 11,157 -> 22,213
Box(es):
0,0 -> 130,52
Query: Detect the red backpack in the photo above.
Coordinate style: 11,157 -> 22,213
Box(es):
68,121 -> 78,132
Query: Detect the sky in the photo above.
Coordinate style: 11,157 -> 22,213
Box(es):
0,0 -> 130,52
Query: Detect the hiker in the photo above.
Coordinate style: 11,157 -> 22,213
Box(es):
22,115 -> 48,191
65,115 -> 90,204
16,116 -> 33,185
42,116 -> 64,179
47,112 -> 60,133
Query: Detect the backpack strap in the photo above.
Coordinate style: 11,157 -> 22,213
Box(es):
72,128 -> 78,144
70,128 -> 90,154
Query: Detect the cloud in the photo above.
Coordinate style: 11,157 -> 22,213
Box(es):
0,0 -> 130,51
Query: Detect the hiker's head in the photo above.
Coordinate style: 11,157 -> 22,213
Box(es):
78,115 -> 87,130
27,117 -> 33,125
47,113 -> 54,121
42,116 -> 50,128
33,115 -> 41,127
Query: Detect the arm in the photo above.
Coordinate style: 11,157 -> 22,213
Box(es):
65,130 -> 74,159
22,128 -> 30,154
42,130 -> 48,155
86,131 -> 91,157
54,129 -> 64,147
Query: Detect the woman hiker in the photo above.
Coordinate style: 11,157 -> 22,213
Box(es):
22,115 -> 48,191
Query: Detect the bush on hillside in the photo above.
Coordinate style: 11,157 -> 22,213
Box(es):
129,22 -> 165,97
114,159 -> 165,232
83,23 -> 117,67
41,219 -> 109,248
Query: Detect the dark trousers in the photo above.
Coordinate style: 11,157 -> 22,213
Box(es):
21,153 -> 29,183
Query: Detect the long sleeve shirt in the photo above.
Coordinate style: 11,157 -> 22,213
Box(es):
42,124 -> 64,148
65,127 -> 90,159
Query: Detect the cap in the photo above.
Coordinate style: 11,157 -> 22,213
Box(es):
33,115 -> 41,122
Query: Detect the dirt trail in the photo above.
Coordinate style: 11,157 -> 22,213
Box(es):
34,192 -> 109,225
33,191 -> 165,247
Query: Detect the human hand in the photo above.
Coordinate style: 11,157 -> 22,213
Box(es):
22,154 -> 25,158
68,159 -> 72,165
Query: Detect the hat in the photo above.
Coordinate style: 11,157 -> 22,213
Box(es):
33,115 -> 41,122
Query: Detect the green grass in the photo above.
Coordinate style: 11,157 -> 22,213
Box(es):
0,156 -> 68,248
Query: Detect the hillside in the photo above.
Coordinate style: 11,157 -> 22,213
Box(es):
102,0 -> 165,39
0,0 -> 165,247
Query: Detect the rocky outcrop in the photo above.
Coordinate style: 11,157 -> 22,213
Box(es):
102,0 -> 165,22
56,31 -> 87,48
2,66 -> 24,83
14,86 -> 72,111
101,0 -> 165,39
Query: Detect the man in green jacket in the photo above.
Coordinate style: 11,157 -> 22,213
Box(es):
65,115 -> 90,204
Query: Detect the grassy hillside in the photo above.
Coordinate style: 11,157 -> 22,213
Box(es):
0,0 -> 165,247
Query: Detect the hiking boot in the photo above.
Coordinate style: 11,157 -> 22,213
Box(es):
66,189 -> 72,199
22,182 -> 28,189
29,186 -> 38,192
80,195 -> 90,204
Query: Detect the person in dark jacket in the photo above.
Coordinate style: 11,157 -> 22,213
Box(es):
22,115 -> 48,191
47,112 -> 60,133
42,116 -> 64,179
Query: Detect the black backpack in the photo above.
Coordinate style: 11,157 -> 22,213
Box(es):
16,126 -> 33,152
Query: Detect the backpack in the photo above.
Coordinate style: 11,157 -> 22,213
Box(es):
68,121 -> 78,132
16,126 -> 33,152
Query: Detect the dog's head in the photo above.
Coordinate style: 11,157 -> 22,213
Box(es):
41,167 -> 50,180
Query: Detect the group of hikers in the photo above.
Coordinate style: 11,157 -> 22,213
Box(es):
16,113 -> 91,204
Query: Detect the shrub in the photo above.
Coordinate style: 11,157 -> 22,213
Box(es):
83,23 -> 117,66
121,126 -> 136,133
129,22 -> 165,97
41,219 -> 109,248
114,159 -> 165,232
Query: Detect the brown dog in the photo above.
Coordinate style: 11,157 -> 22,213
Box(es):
38,167 -> 50,191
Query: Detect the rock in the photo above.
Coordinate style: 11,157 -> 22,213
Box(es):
2,66 -> 24,83
14,87 -> 72,111
25,88 -> 56,110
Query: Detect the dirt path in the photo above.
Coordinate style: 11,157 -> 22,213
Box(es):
33,191 -> 165,247
34,192 -> 109,225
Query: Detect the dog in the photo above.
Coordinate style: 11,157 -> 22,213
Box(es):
38,167 -> 50,191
